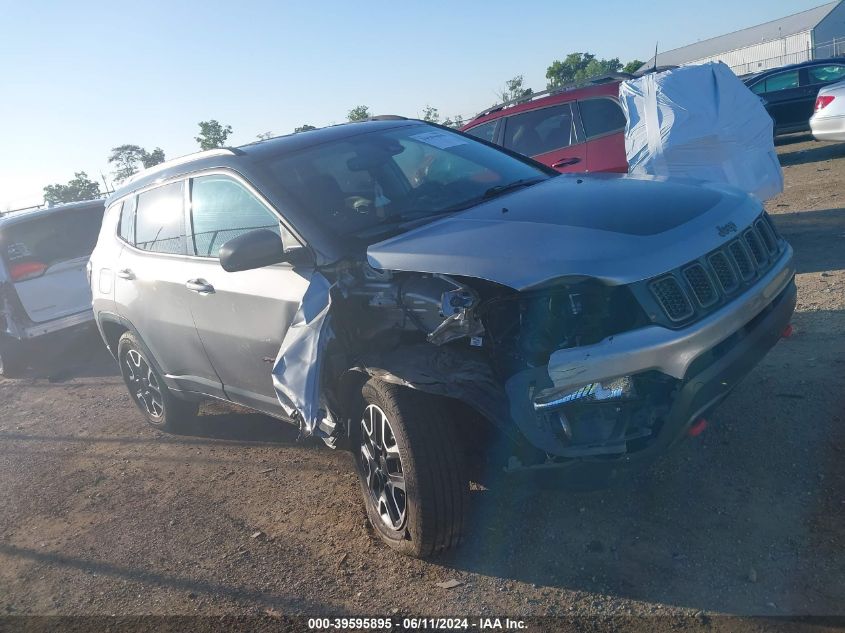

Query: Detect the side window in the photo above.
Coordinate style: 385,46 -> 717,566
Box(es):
464,120 -> 497,144
135,182 -> 185,255
117,197 -> 135,245
190,175 -> 285,258
759,70 -> 799,93
807,65 -> 845,85
503,103 -> 575,157
578,98 -> 627,138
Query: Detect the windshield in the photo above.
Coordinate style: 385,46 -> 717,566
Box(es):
266,125 -> 550,240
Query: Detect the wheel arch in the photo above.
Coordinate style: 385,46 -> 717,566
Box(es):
339,344 -> 519,443
96,313 -> 170,385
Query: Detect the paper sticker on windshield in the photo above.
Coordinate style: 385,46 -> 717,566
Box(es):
410,131 -> 467,149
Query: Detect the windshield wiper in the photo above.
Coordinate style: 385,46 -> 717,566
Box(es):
482,177 -> 545,200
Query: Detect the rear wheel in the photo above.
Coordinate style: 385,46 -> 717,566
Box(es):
353,379 -> 468,558
0,336 -> 26,378
117,332 -> 198,431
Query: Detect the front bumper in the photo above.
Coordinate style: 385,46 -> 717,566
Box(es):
506,246 -> 796,462
810,113 -> 845,142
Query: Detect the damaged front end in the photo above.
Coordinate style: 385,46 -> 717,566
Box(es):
272,227 -> 795,477
274,260 -> 671,464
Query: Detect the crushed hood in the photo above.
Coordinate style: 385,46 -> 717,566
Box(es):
367,174 -> 761,290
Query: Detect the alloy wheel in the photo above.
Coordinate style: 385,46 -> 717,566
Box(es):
360,404 -> 407,531
124,349 -> 164,419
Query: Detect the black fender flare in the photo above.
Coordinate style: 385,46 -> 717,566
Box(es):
342,344 -> 519,442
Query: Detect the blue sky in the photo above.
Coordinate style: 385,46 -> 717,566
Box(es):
0,0 -> 827,209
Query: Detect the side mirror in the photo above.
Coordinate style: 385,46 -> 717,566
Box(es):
219,229 -> 308,272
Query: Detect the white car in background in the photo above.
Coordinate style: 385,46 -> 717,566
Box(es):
811,79 -> 845,142
0,199 -> 105,376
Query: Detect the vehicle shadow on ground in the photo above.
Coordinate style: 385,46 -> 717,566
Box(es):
435,308 -> 845,614
173,408 -> 301,445
770,207 -> 845,273
0,542 -> 348,615
777,140 -> 845,167
16,325 -> 118,382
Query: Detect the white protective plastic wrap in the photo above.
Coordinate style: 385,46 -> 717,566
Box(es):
619,62 -> 783,201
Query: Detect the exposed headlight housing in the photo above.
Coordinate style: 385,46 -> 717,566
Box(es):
533,376 -> 636,412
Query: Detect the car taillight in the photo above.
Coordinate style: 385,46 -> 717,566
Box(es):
815,95 -> 835,112
10,261 -> 48,282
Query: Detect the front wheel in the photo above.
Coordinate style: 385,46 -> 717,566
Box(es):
353,379 -> 468,558
117,332 -> 198,431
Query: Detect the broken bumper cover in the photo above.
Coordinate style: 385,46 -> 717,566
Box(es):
506,246 -> 796,462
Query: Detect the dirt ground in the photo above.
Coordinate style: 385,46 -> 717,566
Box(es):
1,135 -> 844,629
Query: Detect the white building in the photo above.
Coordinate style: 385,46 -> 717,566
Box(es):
641,1 -> 845,76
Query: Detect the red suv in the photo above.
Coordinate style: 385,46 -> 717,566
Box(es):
461,79 -> 628,174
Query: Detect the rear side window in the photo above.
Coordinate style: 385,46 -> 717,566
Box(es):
579,98 -> 626,138
503,103 -> 576,156
464,120 -> 497,143
752,70 -> 799,94
118,197 -> 136,245
189,175 -> 282,258
807,65 -> 845,85
1,204 -> 105,271
134,182 -> 185,255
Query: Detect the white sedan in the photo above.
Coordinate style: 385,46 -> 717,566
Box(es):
811,79 -> 845,142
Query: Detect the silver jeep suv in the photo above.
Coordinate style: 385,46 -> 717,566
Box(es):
90,119 -> 796,558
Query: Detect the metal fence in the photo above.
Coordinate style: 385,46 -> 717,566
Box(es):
725,38 -> 845,76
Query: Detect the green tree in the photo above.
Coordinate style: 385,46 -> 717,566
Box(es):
141,147 -> 165,168
347,105 -> 371,122
545,52 -> 622,89
108,144 -> 165,183
442,114 -> 465,128
43,171 -> 101,205
499,75 -> 533,103
623,59 -> 645,74
294,124 -> 317,133
421,105 -> 440,123
195,120 -> 233,150
256,131 -> 274,140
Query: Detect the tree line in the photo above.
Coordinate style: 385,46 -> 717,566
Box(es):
43,51 -> 642,205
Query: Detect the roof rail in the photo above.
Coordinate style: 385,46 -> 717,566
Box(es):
469,72 -> 635,122
124,148 -> 240,186
365,114 -> 409,121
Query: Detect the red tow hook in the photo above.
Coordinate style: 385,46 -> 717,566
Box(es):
688,418 -> 708,437
781,324 -> 794,338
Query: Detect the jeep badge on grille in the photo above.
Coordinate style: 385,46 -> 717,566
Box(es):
718,222 -> 738,236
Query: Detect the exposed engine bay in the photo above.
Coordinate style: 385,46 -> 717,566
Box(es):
287,260 -> 675,466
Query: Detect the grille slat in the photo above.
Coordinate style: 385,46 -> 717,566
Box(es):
649,276 -> 694,322
755,218 -> 778,254
744,228 -> 767,266
707,251 -> 738,293
682,264 -> 718,307
728,240 -> 755,280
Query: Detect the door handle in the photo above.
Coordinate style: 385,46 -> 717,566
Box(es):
116,268 -> 135,280
185,279 -> 215,295
552,157 -> 581,168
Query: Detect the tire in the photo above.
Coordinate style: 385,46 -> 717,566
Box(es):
0,336 -> 26,378
352,378 -> 468,558
117,332 -> 198,431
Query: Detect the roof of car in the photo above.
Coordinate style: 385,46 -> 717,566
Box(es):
742,57 -> 845,84
108,119 -> 424,202
0,198 -> 105,228
462,79 -> 625,130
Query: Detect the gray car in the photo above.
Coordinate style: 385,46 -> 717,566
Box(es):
89,119 -> 796,558
0,199 -> 105,376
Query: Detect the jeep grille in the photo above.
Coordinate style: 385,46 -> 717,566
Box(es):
645,212 -> 784,326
